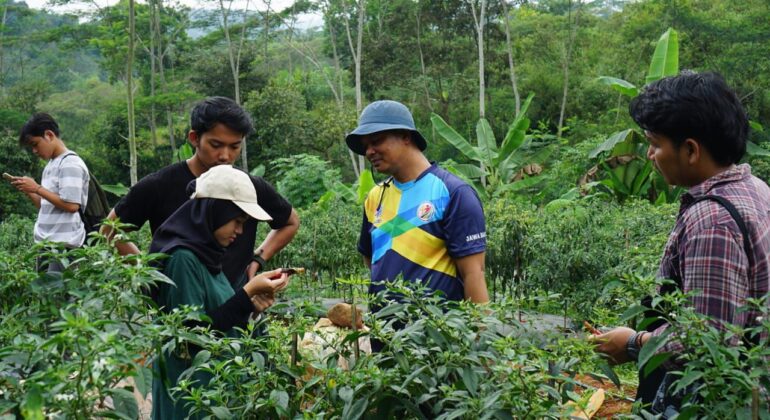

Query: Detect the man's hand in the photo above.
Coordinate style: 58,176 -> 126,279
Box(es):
11,176 -> 40,194
589,326 -> 636,365
246,260 -> 260,278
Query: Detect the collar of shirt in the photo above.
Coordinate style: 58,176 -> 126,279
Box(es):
681,164 -> 751,206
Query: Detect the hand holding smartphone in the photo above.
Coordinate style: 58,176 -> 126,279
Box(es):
281,267 -> 306,276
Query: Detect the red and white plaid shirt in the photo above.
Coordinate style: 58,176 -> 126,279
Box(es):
654,164 -> 770,366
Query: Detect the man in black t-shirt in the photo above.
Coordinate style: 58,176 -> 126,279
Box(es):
102,97 -> 299,308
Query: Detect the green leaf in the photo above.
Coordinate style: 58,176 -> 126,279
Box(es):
343,398 -> 368,420
597,76 -> 639,97
177,142 -> 194,161
191,350 -> 211,368
133,364 -> 153,398
210,406 -> 233,419
431,113 -> 481,161
453,163 -> 487,179
21,387 -> 43,420
746,141 -> 770,157
249,164 -> 266,177
643,352 -> 673,378
460,366 -> 479,396
589,129 -> 635,158
639,331 -> 672,372
598,362 -> 622,389
339,386 -> 354,403
619,305 -> 648,323
750,120 -> 764,133
357,169 -> 376,204
499,93 -> 534,163
270,389 -> 289,411
108,388 -> 139,420
101,183 -> 130,197
646,28 -> 679,84
476,118 -> 498,163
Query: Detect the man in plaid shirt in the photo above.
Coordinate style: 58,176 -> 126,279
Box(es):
592,72 -> 770,414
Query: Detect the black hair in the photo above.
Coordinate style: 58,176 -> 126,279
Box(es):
629,71 -> 749,165
19,113 -> 60,146
190,96 -> 254,138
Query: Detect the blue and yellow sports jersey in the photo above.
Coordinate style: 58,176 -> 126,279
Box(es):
358,164 -> 486,301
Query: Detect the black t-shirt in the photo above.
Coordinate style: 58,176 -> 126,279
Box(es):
114,161 -> 293,286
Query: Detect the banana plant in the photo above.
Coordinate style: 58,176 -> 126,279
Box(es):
586,28 -> 682,203
430,93 -> 544,199
588,27 -> 767,205
316,169 -> 376,209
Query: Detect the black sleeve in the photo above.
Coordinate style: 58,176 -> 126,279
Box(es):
113,174 -> 156,230
251,176 -> 293,229
183,288 -> 253,332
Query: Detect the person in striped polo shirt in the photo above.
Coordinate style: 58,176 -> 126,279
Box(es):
11,113 -> 89,273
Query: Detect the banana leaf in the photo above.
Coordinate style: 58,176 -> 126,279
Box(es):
597,76 -> 639,97
476,118 -> 498,164
431,113 -> 481,161
747,141 -> 770,157
357,169 -> 376,204
589,129 -> 635,158
646,28 -> 678,84
498,93 -> 535,165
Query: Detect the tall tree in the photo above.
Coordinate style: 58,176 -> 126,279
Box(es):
470,0 -> 487,119
342,0 -> 366,178
500,0 -> 520,114
217,0 -> 252,171
127,0 -> 137,185
557,0 -> 581,139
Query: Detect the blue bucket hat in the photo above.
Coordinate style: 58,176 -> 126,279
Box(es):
345,100 -> 427,155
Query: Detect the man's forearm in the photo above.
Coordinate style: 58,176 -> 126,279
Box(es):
100,209 -> 141,256
255,209 -> 300,261
37,187 -> 79,213
456,252 -> 489,304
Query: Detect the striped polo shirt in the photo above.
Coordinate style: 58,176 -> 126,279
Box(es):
34,152 -> 89,247
358,163 -> 486,301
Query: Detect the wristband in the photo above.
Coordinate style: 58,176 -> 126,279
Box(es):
252,252 -> 267,270
626,331 -> 645,361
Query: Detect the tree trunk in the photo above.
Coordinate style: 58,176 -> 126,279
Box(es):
344,0 -> 367,178
416,1 -> 432,112
127,0 -> 138,185
148,0 -> 158,146
470,0 -> 487,186
501,0 -> 520,114
557,0 -> 580,140
470,0 -> 486,120
219,0 -> 250,171
0,1 -> 9,93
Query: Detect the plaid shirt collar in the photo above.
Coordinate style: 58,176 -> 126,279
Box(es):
680,164 -> 750,206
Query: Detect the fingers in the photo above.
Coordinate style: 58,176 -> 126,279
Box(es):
251,293 -> 275,312
246,261 -> 259,278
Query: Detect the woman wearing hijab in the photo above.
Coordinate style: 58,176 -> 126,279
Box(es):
149,165 -> 289,420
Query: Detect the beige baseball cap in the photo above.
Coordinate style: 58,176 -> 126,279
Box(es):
190,165 -> 273,221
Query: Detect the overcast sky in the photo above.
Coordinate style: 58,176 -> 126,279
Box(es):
22,0 -> 323,28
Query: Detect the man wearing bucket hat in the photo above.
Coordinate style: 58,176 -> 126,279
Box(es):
347,100 -> 489,314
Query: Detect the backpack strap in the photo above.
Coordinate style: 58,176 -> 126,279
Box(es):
690,195 -> 752,263
689,194 -> 760,348
57,151 -> 89,228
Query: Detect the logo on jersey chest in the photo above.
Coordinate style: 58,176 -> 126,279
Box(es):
417,201 -> 436,222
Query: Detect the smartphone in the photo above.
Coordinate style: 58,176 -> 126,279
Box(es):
2,173 -> 14,181
281,267 -> 306,275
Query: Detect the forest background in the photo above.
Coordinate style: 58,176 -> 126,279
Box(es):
1,0 -> 770,221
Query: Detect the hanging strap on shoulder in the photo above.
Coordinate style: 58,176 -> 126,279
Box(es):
690,194 -> 760,348
690,195 -> 752,263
